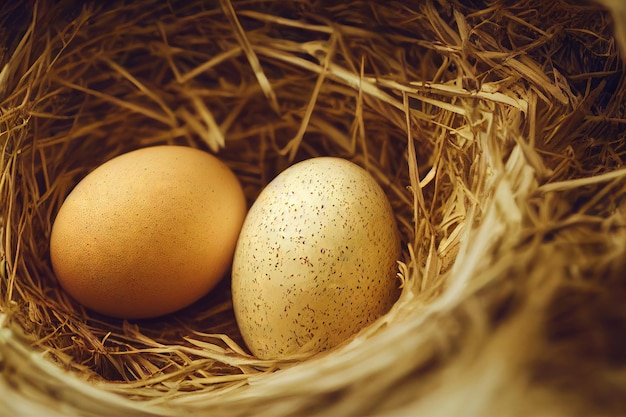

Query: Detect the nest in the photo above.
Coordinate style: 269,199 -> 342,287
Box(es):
1,0 -> 625,416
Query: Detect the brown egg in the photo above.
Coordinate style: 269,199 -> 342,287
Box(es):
50,146 -> 246,319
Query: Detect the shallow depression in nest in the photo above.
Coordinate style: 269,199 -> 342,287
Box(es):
2,0 -> 430,388
1,0 -> 625,414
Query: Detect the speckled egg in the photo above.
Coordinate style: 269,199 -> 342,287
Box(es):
232,157 -> 401,359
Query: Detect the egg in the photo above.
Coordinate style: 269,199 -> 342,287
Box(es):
232,157 -> 401,359
49,145 -> 247,319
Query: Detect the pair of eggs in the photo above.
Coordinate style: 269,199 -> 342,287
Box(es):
50,146 -> 401,358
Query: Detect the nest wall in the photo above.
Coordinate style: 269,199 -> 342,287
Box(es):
0,1 -> 625,416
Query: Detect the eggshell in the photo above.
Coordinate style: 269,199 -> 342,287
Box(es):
232,157 -> 401,359
50,145 -> 246,319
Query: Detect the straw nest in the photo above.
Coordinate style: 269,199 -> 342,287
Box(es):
1,0 -> 625,416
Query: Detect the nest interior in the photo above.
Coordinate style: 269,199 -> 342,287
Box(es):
0,1 -> 625,416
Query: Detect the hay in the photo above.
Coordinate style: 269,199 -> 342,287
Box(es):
0,0 -> 625,416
